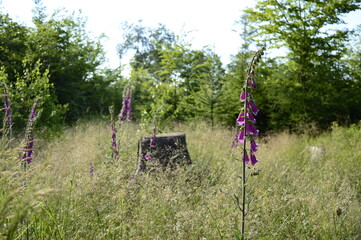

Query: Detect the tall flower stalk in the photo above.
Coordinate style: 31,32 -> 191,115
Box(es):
1,81 -> 12,140
21,97 -> 41,170
109,87 -> 133,161
109,106 -> 119,161
118,88 -> 132,123
236,47 -> 265,239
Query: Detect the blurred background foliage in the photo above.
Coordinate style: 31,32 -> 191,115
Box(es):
0,0 -> 360,133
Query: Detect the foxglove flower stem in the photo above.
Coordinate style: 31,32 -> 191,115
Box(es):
118,88 -> 132,123
109,106 -> 119,161
237,47 -> 265,240
21,97 -> 41,170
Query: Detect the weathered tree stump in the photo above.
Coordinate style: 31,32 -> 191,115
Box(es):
135,132 -> 192,174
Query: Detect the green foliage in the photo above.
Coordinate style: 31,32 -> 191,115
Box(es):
0,13 -> 28,82
26,11 -> 105,121
0,8 -> 110,125
244,0 -> 361,130
0,61 -> 67,130
118,20 -> 176,75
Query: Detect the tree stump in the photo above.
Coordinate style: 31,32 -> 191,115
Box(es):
135,132 -> 192,174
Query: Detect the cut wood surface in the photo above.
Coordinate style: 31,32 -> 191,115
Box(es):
135,132 -> 191,174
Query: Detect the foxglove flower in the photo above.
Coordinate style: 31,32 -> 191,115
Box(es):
21,98 -> 40,169
243,151 -> 250,164
145,154 -> 151,161
126,90 -> 132,121
233,47 -> 265,238
240,91 -> 249,102
247,102 -> 259,116
237,130 -> 245,143
247,74 -> 257,88
21,136 -> 34,164
237,112 -> 245,126
119,89 -> 132,122
250,140 -> 258,152
109,106 -> 119,161
235,47 -> 265,166
250,152 -> 258,166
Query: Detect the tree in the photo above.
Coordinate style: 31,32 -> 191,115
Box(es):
245,0 -> 361,129
118,21 -> 176,76
0,13 -> 28,83
221,13 -> 260,127
26,10 -> 105,121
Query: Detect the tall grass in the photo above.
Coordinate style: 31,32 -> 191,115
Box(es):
0,120 -> 360,239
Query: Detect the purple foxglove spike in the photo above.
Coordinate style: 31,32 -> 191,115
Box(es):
243,152 -> 250,164
126,90 -> 132,121
250,140 -> 258,152
30,104 -> 37,121
236,112 -> 245,126
237,130 -> 245,143
250,152 -> 258,166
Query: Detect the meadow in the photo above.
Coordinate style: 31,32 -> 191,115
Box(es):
0,120 -> 360,239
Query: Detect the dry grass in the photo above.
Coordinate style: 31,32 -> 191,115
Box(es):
1,120 -> 360,239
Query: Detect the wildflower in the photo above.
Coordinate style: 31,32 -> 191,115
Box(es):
240,91 -> 249,102
145,154 -> 151,161
250,152 -> 258,166
247,102 -> 259,116
21,136 -> 34,164
237,130 -> 245,143
250,124 -> 259,136
248,113 -> 256,123
243,151 -> 250,164
247,74 -> 257,88
234,46 -> 265,239
237,112 -> 245,126
109,106 -> 119,161
250,139 -> 258,152
126,90 -> 132,121
119,89 -> 132,122
21,98 -> 40,168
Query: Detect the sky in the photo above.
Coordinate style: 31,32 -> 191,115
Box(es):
1,0 -> 360,70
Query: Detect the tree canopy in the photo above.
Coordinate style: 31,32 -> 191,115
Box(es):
1,1 -> 360,133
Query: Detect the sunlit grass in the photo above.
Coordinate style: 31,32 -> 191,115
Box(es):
1,120 -> 360,239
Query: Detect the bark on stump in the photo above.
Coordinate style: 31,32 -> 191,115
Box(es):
135,132 -> 191,174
